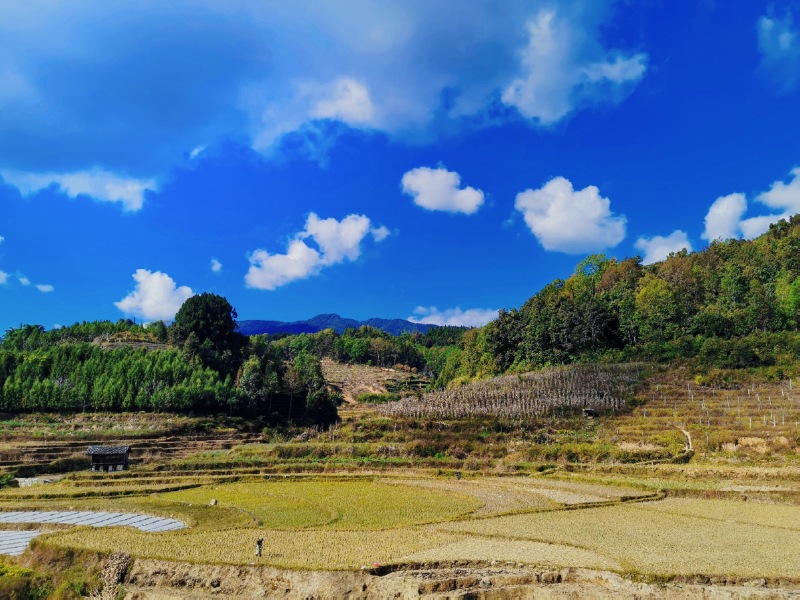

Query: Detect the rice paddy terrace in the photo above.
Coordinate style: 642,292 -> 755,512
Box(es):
1,363 -> 799,597
0,474 -> 797,597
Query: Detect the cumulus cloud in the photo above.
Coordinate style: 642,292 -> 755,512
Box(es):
18,276 -> 30,286
501,11 -> 647,124
757,9 -> 800,93
310,78 -> 375,125
245,213 -> 389,290
35,284 -> 54,293
115,269 -> 194,321
514,176 -> 626,253
756,167 -> 800,213
1,168 -> 156,211
634,231 -> 693,265
210,258 -> 222,273
371,226 -> 390,242
0,271 -> 8,285
0,2 -> 648,181
409,306 -> 499,327
701,193 -> 747,241
702,168 -> 800,241
401,167 -> 484,214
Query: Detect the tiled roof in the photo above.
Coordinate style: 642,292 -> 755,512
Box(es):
85,445 -> 131,455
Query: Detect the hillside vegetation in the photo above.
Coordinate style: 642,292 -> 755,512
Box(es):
433,215 -> 800,388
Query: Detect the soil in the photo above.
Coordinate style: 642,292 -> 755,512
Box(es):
123,559 -> 800,598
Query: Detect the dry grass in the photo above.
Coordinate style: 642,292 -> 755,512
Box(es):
385,479 -> 557,515
400,537 -> 622,570
40,527 -> 466,570
437,499 -> 800,578
637,498 -> 800,530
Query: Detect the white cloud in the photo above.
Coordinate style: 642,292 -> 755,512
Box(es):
757,10 -> 799,92
409,306 -> 499,327
401,167 -> 484,214
0,235 -> 4,243
370,225 -> 390,242
35,284 -> 54,293
756,167 -> 800,213
501,11 -> 647,124
18,276 -> 30,286
189,146 -> 205,159
310,78 -> 375,125
246,3 -> 649,151
739,214 -> 782,240
210,258 -> 222,273
514,176 -> 626,253
702,168 -> 800,241
0,271 -> 8,285
1,168 -> 156,211
115,269 -> 194,321
701,193 -> 747,241
302,213 -> 373,264
635,231 -> 693,265
245,213 -> 388,290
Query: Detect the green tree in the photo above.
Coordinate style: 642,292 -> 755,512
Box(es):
173,293 -> 246,376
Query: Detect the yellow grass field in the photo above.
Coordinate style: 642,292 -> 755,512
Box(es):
438,499 -> 800,578
18,477 -> 797,578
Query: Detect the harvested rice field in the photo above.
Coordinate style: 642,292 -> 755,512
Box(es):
438,498 -> 800,578
11,476 -> 796,581
158,479 -> 483,528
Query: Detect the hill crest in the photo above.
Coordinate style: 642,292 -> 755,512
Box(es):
237,313 -> 435,336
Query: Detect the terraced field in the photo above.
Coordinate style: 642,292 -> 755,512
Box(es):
0,473 -> 792,582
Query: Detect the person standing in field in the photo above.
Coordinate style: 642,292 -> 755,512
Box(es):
256,538 -> 263,557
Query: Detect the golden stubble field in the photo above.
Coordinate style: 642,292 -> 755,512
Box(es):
17,476 -> 798,579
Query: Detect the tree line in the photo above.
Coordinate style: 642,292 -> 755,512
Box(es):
0,293 -> 338,425
432,215 -> 800,387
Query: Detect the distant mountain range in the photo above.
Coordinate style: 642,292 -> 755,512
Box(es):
236,313 -> 437,336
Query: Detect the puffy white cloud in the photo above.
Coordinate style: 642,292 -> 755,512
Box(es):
246,241 -> 321,291
401,167 -> 484,214
1,168 -> 156,211
302,213 -> 373,264
115,269 -> 194,321
634,231 -> 693,265
701,193 -> 747,241
409,306 -> 499,327
0,271 -> 8,285
756,167 -> 800,213
501,11 -> 647,124
371,226 -> 390,242
310,78 -> 375,125
210,258 -> 222,273
701,168 -> 800,241
35,284 -> 54,292
514,176 -> 626,253
189,146 -> 205,159
245,213 -> 389,290
18,276 -> 30,286
757,10 -> 799,92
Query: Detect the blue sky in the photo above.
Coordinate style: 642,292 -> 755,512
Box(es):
1,0 -> 800,331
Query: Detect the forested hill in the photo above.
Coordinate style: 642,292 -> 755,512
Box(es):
433,215 -> 800,387
237,314 -> 436,336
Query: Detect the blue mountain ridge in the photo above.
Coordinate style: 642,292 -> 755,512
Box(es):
236,313 -> 436,336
